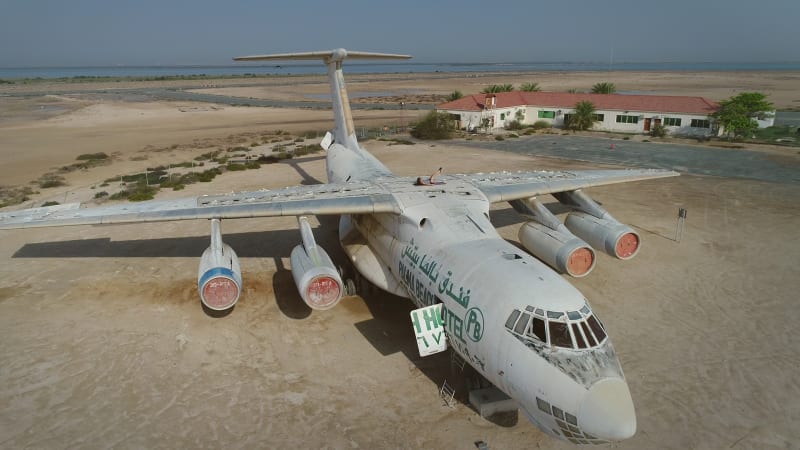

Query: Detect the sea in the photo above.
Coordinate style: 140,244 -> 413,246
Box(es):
2,61 -> 800,80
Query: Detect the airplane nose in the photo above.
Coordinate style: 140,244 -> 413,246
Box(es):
577,378 -> 637,441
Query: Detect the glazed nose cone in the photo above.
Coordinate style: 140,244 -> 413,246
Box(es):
578,378 -> 637,441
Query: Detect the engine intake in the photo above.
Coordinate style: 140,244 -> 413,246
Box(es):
565,212 -> 640,260
198,219 -> 242,311
291,217 -> 343,310
518,221 -> 596,277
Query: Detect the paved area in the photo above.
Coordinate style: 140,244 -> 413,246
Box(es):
459,135 -> 800,184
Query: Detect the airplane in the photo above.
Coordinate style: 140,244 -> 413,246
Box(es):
0,48 -> 678,445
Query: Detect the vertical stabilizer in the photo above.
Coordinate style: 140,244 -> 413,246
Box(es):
234,49 -> 411,151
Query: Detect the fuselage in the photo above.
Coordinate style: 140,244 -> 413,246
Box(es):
327,142 -> 636,444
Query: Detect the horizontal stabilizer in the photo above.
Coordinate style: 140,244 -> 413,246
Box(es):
234,48 -> 411,62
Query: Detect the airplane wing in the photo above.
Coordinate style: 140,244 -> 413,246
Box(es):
0,181 -> 400,230
0,169 -> 677,230
456,169 -> 679,203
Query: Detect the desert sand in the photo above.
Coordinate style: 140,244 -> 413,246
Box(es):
1,73 -> 799,449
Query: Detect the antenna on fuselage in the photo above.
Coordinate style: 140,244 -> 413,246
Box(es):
234,49 -> 411,151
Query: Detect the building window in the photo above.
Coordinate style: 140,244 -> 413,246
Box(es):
500,113 -> 506,120
663,117 -> 681,126
592,114 -> 605,121
538,110 -> 556,119
691,119 -> 710,128
616,115 -> 639,124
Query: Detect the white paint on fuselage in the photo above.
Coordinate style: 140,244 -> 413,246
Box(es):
323,99 -> 634,444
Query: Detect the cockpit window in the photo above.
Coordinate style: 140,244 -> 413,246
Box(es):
580,321 -> 597,346
548,321 -> 572,348
587,314 -> 607,343
514,313 -> 531,335
505,309 -> 521,330
571,323 -> 587,349
528,317 -> 547,341
507,303 -> 608,349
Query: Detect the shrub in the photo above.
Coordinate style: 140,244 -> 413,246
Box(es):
128,189 -> 156,201
38,174 -> 66,188
532,120 -> 550,130
505,120 -> 524,131
226,163 -> 247,171
76,152 -> 109,160
495,136 -> 505,141
650,123 -> 667,138
94,191 -> 109,199
41,201 -> 60,207
410,110 -> 455,140
110,190 -> 130,200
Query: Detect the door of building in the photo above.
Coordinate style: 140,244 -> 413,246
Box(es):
644,118 -> 651,132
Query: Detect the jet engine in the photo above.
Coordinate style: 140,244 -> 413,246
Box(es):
553,189 -> 641,260
290,216 -> 343,310
518,221 -> 596,277
510,198 -> 595,277
565,213 -> 640,260
198,218 -> 242,311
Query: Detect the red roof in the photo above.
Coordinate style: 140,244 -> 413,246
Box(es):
438,91 -> 719,115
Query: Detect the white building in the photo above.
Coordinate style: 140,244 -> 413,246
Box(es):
438,91 -> 756,136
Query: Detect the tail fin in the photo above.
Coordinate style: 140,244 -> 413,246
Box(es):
234,49 -> 411,151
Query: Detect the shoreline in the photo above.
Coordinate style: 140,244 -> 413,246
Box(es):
3,70 -> 799,110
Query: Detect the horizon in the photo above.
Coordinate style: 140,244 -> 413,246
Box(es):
4,58 -> 800,70
2,1 -> 798,68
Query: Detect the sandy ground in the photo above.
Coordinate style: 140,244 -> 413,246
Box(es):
184,71 -> 800,109
1,75 -> 799,449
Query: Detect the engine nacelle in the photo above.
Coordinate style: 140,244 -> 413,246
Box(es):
518,221 -> 596,277
198,227 -> 242,311
290,217 -> 343,310
565,212 -> 640,260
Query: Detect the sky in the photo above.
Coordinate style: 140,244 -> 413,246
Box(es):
1,0 -> 799,67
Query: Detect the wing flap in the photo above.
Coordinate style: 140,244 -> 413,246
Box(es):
459,169 -> 679,203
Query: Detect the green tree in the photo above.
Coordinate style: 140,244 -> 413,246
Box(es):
591,82 -> 616,94
519,82 -> 541,92
481,84 -> 514,93
713,92 -> 774,139
446,90 -> 463,101
568,101 -> 598,131
411,110 -> 455,140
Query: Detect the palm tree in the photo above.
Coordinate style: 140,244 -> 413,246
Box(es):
568,101 -> 598,131
591,82 -> 616,94
519,82 -> 541,92
446,90 -> 463,101
481,84 -> 514,93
